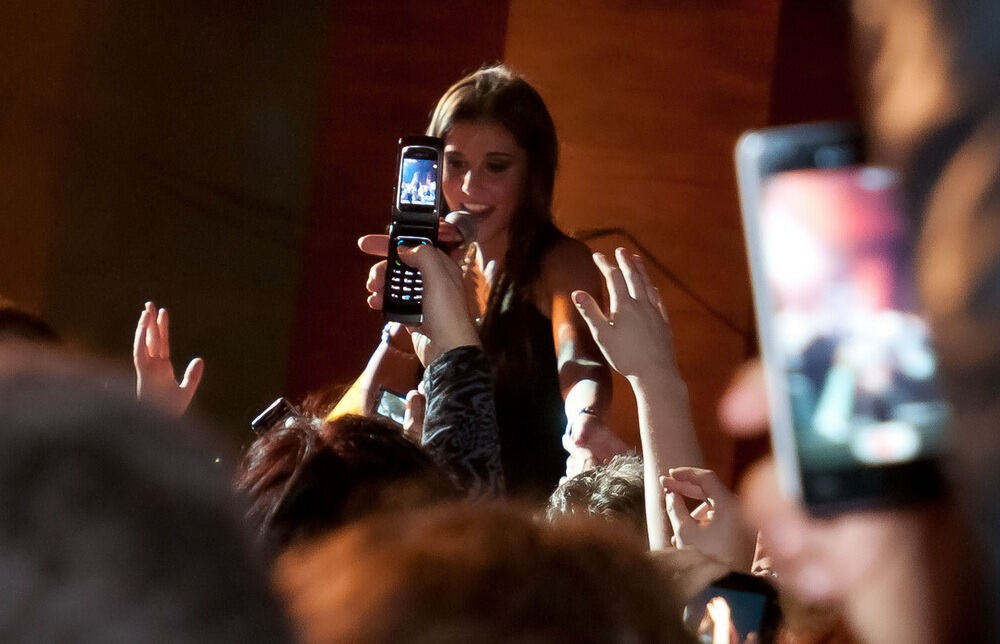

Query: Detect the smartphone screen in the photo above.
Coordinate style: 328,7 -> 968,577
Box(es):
684,573 -> 780,643
397,154 -> 438,209
758,165 -> 949,503
376,387 -> 407,427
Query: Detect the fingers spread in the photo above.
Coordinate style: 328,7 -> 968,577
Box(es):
133,308 -> 150,362
631,253 -> 658,305
572,289 -> 609,338
144,302 -> 162,358
614,247 -> 640,299
358,234 -> 390,257
157,307 -> 171,359
592,252 -> 628,314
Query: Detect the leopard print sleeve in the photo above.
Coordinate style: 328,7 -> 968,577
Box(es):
421,345 -> 505,498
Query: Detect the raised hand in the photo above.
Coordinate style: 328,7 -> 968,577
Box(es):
662,467 -> 755,571
571,246 -> 702,550
572,248 -> 679,384
133,301 -> 204,416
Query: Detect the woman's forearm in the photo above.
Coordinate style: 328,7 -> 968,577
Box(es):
328,323 -> 422,418
631,372 -> 703,550
562,376 -> 609,418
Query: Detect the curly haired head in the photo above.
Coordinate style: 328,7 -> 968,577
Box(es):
545,454 -> 647,543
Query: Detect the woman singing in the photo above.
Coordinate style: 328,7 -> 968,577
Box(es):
348,65 -> 616,498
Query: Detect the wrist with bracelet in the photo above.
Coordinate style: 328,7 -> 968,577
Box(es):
381,323 -> 418,360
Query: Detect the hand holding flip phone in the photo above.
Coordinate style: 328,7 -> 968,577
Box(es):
735,122 -> 949,514
384,136 -> 445,324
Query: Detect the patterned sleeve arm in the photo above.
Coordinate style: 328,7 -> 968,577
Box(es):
421,345 -> 505,498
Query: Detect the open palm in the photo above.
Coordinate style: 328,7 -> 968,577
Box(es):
133,301 -> 204,416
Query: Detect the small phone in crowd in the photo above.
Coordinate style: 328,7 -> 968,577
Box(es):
735,122 -> 949,515
250,397 -> 299,434
383,136 -> 444,324
375,386 -> 407,428
684,572 -> 781,644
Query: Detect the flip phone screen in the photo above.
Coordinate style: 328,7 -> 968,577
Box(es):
398,157 -> 438,208
384,136 -> 444,324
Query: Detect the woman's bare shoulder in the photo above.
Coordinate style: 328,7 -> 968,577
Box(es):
539,236 -> 602,293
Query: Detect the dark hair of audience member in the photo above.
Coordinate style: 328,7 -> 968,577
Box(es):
0,347 -> 292,642
0,300 -> 59,344
236,413 -> 458,554
546,453 -> 648,543
276,502 -> 693,644
298,381 -> 351,420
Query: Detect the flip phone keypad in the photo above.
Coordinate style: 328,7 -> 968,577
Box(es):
389,238 -> 428,303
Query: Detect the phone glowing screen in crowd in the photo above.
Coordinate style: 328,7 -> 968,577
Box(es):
398,157 -> 438,207
376,388 -> 407,427
759,166 -> 949,469
684,589 -> 767,642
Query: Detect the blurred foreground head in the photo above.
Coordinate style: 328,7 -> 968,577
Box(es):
0,346 -> 292,642
0,299 -> 58,345
236,413 -> 457,555
276,503 -> 692,644
858,0 -> 1000,634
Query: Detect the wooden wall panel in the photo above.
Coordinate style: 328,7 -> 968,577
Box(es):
504,0 -> 782,480
2,2 -> 329,438
0,2 -> 89,312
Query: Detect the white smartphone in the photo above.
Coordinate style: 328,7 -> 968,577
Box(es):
736,122 -> 949,514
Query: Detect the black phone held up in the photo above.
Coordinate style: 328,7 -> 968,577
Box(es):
684,572 -> 781,644
383,136 -> 444,324
735,122 -> 949,515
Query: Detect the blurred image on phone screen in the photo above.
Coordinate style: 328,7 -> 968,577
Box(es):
759,166 -> 948,472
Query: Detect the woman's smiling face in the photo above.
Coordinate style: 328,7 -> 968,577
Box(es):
442,120 -> 528,246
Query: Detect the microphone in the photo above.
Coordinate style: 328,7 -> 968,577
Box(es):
444,210 -> 477,245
